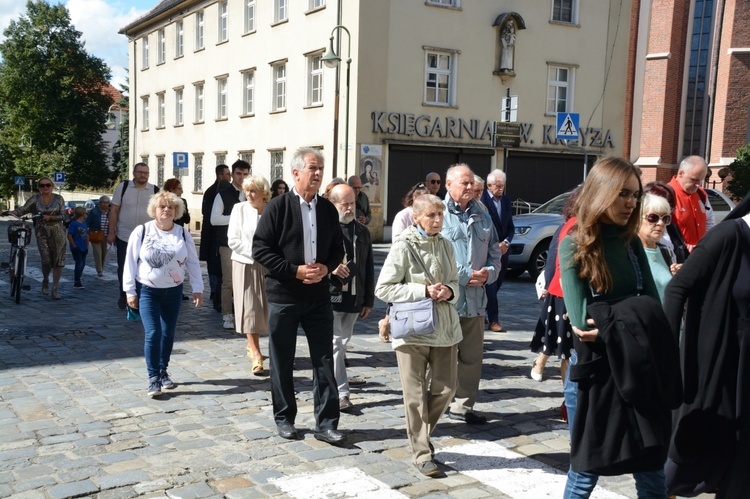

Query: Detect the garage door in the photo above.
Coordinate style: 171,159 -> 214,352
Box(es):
505,151 -> 595,207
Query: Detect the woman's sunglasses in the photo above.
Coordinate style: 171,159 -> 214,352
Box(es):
644,213 -> 671,225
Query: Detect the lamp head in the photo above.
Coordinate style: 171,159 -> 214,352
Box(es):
322,36 -> 341,68
19,135 -> 31,151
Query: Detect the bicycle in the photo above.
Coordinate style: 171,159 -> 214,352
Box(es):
2,212 -> 38,304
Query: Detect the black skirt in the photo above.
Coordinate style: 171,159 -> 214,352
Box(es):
530,294 -> 573,359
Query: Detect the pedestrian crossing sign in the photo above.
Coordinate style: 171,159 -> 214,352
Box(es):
556,112 -> 580,140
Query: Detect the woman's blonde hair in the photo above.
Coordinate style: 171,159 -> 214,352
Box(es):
572,157 -> 642,294
640,192 -> 670,217
147,190 -> 184,220
242,175 -> 271,202
412,194 -> 444,218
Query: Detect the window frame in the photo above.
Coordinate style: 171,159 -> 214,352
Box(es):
274,0 -> 288,24
309,0 -> 325,10
424,48 -> 457,107
156,92 -> 166,128
175,20 -> 184,58
242,69 -> 255,116
546,63 -> 576,115
306,52 -> 324,107
195,9 -> 205,50
157,29 -> 165,64
271,62 -> 287,112
141,96 -> 150,130
244,0 -> 256,33
193,153 -> 204,193
218,1 -> 228,43
142,35 -> 149,69
551,0 -> 579,25
270,149 -> 285,181
174,87 -> 184,126
216,76 -> 228,120
426,0 -> 459,7
194,82 -> 205,123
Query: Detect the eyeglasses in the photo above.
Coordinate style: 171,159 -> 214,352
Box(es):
618,189 -> 642,201
416,182 -> 426,189
644,213 -> 672,225
134,170 -> 149,175
429,179 -> 441,185
39,183 -> 52,188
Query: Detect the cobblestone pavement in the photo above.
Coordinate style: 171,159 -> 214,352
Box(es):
0,219 -> 661,498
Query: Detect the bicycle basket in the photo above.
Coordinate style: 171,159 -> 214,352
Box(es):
8,223 -> 32,246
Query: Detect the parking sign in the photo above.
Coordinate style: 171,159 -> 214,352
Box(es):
53,171 -> 65,184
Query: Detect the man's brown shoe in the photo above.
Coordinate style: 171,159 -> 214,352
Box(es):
489,322 -> 505,332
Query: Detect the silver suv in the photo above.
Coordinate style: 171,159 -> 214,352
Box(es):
506,188 -> 735,279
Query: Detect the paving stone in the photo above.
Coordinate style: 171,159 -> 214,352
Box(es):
165,481 -> 217,499
47,479 -> 99,499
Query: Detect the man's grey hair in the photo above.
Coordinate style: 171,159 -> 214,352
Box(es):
99,195 -> 111,203
290,147 -> 325,172
474,175 -> 485,186
486,169 -> 507,184
678,155 -> 707,174
446,163 -> 473,182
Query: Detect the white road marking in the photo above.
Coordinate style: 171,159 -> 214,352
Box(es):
271,467 -> 406,498
436,441 -> 628,498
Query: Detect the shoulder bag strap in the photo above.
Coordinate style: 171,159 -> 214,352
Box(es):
402,241 -> 435,285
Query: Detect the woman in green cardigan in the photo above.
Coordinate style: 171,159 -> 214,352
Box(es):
559,157 -> 665,498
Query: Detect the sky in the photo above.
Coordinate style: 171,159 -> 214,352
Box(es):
0,0 -> 157,90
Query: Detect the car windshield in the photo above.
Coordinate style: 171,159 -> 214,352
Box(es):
533,192 -> 570,214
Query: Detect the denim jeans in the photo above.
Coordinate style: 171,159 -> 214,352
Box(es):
563,350 -> 667,499
70,247 -> 87,285
140,284 -> 183,379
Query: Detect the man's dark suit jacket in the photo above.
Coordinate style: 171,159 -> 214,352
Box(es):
480,189 -> 515,244
253,191 -> 344,304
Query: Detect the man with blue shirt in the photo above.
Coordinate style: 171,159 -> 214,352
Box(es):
441,164 -> 503,425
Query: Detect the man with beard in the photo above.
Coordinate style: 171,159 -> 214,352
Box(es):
328,183 -> 375,412
200,164 -> 231,312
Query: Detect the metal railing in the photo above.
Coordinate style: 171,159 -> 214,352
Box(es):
512,198 -> 541,215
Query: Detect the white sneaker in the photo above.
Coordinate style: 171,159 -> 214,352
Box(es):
222,314 -> 235,330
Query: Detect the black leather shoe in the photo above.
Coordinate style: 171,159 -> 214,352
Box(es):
448,411 -> 487,425
277,423 -> 299,440
314,429 -> 346,445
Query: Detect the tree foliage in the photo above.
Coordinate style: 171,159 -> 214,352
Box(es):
727,142 -> 750,200
0,0 -> 112,196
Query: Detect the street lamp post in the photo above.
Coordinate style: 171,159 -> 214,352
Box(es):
105,104 -> 125,179
322,25 -> 352,179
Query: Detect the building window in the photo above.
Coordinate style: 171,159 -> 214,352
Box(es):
682,0 -> 713,157
218,1 -> 228,42
546,64 -> 574,114
307,53 -> 323,106
216,153 -> 227,166
245,0 -> 256,33
142,36 -> 149,69
309,0 -> 325,9
427,0 -> 458,7
193,154 -> 203,192
157,92 -> 165,128
239,151 -> 253,167
157,29 -> 165,64
195,10 -> 204,50
270,150 -> 284,180
424,50 -> 455,106
175,20 -> 184,58
195,83 -> 204,123
217,77 -> 228,119
274,0 -> 288,23
140,156 -> 149,168
272,62 -> 286,112
242,70 -> 255,115
552,0 -> 578,24
157,155 -> 165,187
175,88 -> 184,125
141,96 -> 149,130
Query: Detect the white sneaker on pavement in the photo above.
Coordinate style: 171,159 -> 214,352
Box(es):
222,314 -> 235,330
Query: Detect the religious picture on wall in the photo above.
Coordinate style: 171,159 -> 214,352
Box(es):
359,145 -> 382,205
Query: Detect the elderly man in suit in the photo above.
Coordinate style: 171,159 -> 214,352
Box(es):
480,169 -> 514,332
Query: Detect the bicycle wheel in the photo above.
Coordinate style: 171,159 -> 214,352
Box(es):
8,248 -> 17,298
13,250 -> 24,304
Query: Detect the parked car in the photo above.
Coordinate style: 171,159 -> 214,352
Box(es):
64,200 -> 89,216
505,187 -> 736,279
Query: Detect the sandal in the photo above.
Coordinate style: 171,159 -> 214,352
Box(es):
530,360 -> 543,382
252,358 -> 265,376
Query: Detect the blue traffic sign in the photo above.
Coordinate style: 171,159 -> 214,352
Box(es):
53,171 -> 65,184
556,112 -> 580,140
173,152 -> 189,169
14,176 -> 25,186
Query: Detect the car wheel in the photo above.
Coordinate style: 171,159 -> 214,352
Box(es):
527,240 -> 550,280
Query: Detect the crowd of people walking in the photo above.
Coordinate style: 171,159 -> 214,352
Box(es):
3,150 -> 748,497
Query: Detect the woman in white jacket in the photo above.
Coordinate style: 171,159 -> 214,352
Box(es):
375,194 -> 462,477
228,176 -> 271,375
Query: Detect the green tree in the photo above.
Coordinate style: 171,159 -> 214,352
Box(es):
0,0 -> 112,194
727,142 -> 750,200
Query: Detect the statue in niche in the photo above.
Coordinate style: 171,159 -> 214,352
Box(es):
500,20 -> 516,72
